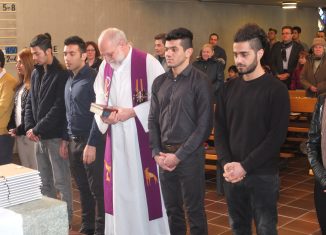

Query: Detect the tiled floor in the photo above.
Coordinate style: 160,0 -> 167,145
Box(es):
67,156 -> 322,235
13,154 -> 319,235
204,156 -> 322,235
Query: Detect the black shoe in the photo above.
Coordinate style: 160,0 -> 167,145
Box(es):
79,227 -> 95,235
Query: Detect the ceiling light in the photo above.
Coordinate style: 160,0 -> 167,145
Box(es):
282,2 -> 297,9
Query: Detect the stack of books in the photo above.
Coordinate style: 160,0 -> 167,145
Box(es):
0,164 -> 42,207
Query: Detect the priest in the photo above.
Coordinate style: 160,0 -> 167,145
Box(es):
86,27 -> 170,235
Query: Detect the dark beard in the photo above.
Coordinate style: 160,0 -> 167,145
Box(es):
237,59 -> 258,75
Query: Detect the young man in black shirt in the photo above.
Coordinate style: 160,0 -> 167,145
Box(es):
60,36 -> 105,235
149,28 -> 213,235
215,24 -> 290,234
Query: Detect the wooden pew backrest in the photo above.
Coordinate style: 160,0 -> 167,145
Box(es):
289,90 -> 306,98
290,97 -> 317,113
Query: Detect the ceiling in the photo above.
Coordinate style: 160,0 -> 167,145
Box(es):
198,0 -> 326,8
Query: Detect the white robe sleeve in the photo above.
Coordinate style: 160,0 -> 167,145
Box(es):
134,54 -> 165,132
93,60 -> 109,134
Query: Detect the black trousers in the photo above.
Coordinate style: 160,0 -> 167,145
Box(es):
224,174 -> 279,235
281,77 -> 291,89
159,147 -> 208,235
0,134 -> 14,165
68,136 -> 105,235
314,180 -> 326,234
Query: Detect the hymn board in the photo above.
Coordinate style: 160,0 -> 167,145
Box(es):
0,2 -> 16,64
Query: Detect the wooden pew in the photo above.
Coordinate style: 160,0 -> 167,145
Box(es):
288,97 -> 317,133
205,146 -> 218,170
288,90 -> 306,98
205,144 -> 224,195
280,96 -> 317,158
289,96 -> 316,112
206,127 -> 216,169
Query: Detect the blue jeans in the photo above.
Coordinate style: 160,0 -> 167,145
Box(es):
36,138 -> 73,223
0,134 -> 14,165
224,174 -> 279,235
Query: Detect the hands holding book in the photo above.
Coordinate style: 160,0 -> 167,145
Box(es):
101,107 -> 136,124
90,103 -> 136,124
110,107 -> 136,122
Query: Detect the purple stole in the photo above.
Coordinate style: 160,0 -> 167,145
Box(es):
103,48 -> 163,221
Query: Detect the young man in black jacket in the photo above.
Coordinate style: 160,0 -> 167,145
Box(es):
270,26 -> 304,89
215,24 -> 290,235
25,33 -> 73,226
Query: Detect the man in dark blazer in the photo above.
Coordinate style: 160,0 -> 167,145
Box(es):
270,26 -> 304,88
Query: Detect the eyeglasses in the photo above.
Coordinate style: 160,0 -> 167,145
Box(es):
86,49 -> 95,52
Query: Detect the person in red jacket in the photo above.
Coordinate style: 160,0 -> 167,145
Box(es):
290,50 -> 308,90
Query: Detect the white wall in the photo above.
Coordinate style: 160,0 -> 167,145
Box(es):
8,0 -> 318,75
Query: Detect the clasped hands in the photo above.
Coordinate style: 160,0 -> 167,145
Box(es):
310,85 -> 318,93
223,162 -> 246,183
277,73 -> 290,81
154,152 -> 180,172
8,128 -> 17,137
26,129 -> 40,142
101,107 -> 135,124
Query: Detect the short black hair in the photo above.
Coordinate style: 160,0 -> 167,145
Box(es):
64,36 -> 86,53
209,33 -> 219,40
234,23 -> 268,52
30,33 -> 52,52
268,28 -> 277,34
293,26 -> 302,34
166,27 -> 193,50
0,49 -> 5,68
154,33 -> 166,44
228,65 -> 238,73
282,26 -> 293,33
